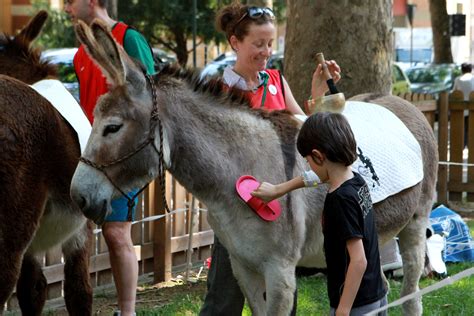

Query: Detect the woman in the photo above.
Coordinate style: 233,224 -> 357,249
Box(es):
200,3 -> 341,315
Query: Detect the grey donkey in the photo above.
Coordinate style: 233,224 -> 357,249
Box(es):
70,20 -> 438,316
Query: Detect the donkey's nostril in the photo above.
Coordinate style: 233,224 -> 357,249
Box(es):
72,194 -> 87,210
78,196 -> 87,209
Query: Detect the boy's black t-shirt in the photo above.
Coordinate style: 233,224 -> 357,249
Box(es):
322,172 -> 386,308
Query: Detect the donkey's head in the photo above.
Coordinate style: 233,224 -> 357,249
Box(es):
0,10 -> 57,84
70,20 -> 166,225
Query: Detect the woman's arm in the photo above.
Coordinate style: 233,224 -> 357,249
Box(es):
282,76 -> 305,115
336,238 -> 367,316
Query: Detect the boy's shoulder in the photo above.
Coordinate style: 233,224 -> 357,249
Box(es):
331,173 -> 366,196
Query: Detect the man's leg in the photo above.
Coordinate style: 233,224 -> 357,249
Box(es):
103,221 -> 138,316
200,237 -> 245,316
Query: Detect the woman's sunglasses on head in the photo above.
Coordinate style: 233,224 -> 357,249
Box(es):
235,7 -> 275,27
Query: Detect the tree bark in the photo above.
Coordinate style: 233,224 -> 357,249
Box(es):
285,0 -> 393,103
428,0 -> 453,63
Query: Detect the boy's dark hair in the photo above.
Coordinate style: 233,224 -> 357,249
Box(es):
461,63 -> 472,74
297,112 -> 357,166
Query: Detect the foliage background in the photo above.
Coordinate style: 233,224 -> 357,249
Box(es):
31,0 -> 76,49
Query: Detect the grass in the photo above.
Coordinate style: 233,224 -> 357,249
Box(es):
135,219 -> 474,315
132,261 -> 473,315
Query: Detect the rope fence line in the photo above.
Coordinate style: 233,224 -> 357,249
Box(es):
92,203 -> 473,250
92,205 -> 208,235
92,208 -> 474,248
439,161 -> 474,167
366,267 -> 474,315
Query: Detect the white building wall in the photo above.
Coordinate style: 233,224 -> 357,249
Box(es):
447,0 -> 472,63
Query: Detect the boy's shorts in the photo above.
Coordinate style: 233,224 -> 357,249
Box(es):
330,294 -> 387,316
105,189 -> 139,222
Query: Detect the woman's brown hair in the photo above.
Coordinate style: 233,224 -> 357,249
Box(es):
216,2 -> 275,43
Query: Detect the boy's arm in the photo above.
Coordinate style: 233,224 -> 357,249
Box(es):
336,238 -> 367,316
251,176 -> 305,202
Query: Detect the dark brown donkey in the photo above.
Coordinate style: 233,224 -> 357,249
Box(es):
0,11 -> 92,315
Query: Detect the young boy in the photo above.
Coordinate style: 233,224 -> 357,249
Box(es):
252,112 -> 387,315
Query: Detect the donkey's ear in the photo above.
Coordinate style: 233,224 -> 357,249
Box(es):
75,20 -> 125,87
17,10 -> 48,45
90,20 -> 126,80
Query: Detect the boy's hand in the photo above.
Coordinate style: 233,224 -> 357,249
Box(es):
311,60 -> 341,99
251,182 -> 282,203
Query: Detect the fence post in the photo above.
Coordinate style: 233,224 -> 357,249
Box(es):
438,92 -> 449,204
152,178 -> 172,283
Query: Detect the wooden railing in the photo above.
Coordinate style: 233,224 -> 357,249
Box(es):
437,90 -> 474,203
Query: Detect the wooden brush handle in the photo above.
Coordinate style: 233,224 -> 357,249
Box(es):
315,52 -> 332,80
315,52 -> 339,94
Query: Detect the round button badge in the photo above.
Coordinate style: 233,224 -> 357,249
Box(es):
268,84 -> 277,95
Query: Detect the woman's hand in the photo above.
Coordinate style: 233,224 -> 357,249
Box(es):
311,60 -> 341,99
251,182 -> 282,203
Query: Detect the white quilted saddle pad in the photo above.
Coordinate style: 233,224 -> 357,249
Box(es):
31,79 -> 91,153
294,101 -> 424,203
343,101 -> 423,203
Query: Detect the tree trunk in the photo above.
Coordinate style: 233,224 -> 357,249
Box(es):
285,0 -> 393,103
428,0 -> 453,63
173,29 -> 189,66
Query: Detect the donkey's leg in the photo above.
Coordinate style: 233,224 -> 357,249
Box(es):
62,221 -> 93,316
0,248 -> 23,313
229,257 -> 266,316
263,265 -> 297,316
16,253 -> 47,316
398,213 -> 429,316
0,189 -> 46,311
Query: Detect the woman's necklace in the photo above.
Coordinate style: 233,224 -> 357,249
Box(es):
246,77 -> 261,93
233,68 -> 260,92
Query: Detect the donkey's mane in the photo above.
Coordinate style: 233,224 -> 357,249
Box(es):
0,32 -> 57,78
156,65 -> 300,144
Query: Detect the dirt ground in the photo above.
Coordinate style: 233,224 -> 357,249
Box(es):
92,278 -> 207,315
45,269 -> 208,315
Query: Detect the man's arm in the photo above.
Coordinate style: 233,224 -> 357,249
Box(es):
336,238 -> 367,316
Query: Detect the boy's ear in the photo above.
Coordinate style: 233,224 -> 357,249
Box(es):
311,149 -> 325,165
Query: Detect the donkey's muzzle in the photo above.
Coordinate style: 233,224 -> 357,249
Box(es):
70,190 -> 107,226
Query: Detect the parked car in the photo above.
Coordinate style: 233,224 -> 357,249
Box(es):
200,51 -> 284,79
392,63 -> 411,95
41,48 -> 79,101
405,63 -> 461,95
152,48 -> 177,71
41,47 -> 171,101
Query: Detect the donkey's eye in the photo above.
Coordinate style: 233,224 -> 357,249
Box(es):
103,124 -> 123,137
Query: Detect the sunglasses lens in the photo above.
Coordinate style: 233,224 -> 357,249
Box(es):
248,7 -> 264,18
247,7 -> 275,19
263,8 -> 275,19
